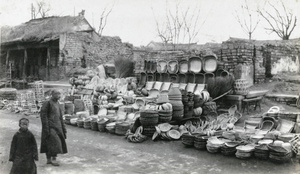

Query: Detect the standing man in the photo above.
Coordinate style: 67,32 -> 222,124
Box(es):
40,89 -> 67,166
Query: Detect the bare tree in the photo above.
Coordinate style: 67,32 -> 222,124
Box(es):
152,1 -> 206,49
258,0 -> 297,40
98,4 -> 114,36
235,0 -> 261,40
31,0 -> 51,19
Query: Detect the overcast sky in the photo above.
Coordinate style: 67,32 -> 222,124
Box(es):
0,0 -> 299,46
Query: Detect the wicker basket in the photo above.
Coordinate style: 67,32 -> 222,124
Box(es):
97,120 -> 108,132
90,120 -> 98,131
202,102 -> 217,115
234,79 -> 249,95
140,110 -> 159,126
115,122 -> 131,135
181,133 -> 195,147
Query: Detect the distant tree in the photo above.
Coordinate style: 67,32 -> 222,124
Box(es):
234,0 -> 261,40
152,1 -> 206,50
258,0 -> 297,40
98,4 -> 114,36
31,0 -> 51,19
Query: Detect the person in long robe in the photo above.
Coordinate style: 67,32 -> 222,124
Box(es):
40,89 -> 67,166
9,118 -> 38,174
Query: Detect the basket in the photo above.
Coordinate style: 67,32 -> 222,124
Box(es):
158,111 -> 172,123
167,60 -> 179,74
234,79 -> 249,95
83,119 -> 91,129
181,133 -> 196,147
203,55 -> 218,73
142,125 -> 156,137
179,60 -> 189,74
115,122 -> 131,135
90,119 -> 99,131
157,60 -> 168,73
206,144 -> 220,153
76,119 -> 84,128
97,120 -> 109,132
140,110 -> 159,126
202,102 -> 217,115
188,57 -> 202,73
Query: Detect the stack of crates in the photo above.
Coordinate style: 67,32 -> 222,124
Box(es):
34,81 -> 45,109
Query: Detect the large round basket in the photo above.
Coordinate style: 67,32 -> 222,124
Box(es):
142,125 -> 156,137
140,110 -> 159,126
158,110 -> 172,123
234,79 -> 249,95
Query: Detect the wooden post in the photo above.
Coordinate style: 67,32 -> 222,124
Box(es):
6,50 -> 10,68
47,47 -> 50,80
23,49 -> 27,80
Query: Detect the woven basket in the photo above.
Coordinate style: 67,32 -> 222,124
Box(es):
97,121 -> 108,132
181,133 -> 195,147
77,119 -> 84,128
202,102 -> 217,115
140,110 -> 159,126
115,122 -> 131,135
158,111 -> 172,123
234,79 -> 249,95
142,125 -> 156,137
91,120 -> 98,131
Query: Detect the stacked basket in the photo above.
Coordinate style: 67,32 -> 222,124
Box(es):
182,91 -> 194,118
254,144 -> 269,160
181,133 -> 196,147
90,119 -> 98,131
221,142 -> 239,156
194,135 -> 209,150
140,110 -> 159,137
235,145 -> 255,159
115,122 -> 131,136
268,144 -> 292,163
168,88 -> 184,121
83,118 -> 91,129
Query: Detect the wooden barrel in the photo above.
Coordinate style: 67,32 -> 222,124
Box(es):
234,79 -> 249,95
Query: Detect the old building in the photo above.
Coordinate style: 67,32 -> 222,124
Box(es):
0,15 -> 133,81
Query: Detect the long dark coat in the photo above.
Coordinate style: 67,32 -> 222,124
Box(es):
40,99 -> 67,156
9,129 -> 38,174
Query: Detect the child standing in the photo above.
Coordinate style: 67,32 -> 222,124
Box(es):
9,118 -> 38,174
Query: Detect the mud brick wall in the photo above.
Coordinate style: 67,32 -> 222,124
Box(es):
59,32 -> 133,78
134,38 -> 300,84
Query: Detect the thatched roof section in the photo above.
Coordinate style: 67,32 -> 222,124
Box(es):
1,16 -> 94,44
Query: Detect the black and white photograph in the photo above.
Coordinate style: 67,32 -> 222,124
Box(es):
0,0 -> 300,173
